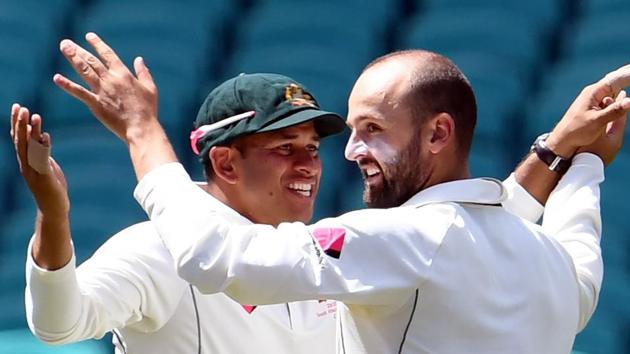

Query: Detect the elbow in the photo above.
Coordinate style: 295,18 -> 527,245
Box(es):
29,327 -> 77,346
175,256 -> 224,295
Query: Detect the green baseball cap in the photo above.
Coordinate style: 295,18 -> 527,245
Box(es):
191,73 -> 346,161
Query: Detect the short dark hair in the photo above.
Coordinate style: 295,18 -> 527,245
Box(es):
365,50 -> 477,158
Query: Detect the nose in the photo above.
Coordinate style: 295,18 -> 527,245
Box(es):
344,133 -> 367,161
294,149 -> 320,177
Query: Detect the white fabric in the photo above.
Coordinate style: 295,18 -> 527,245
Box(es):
134,154 -> 603,354
25,192 -> 336,354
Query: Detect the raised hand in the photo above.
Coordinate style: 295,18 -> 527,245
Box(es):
54,32 -> 177,181
577,90 -> 628,166
547,64 -> 630,158
10,103 -> 69,217
53,32 -> 158,142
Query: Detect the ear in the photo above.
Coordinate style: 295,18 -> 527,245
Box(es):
209,146 -> 239,184
426,113 -> 455,154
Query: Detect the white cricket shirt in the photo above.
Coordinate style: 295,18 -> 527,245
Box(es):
134,154 -> 603,354
25,193 -> 336,353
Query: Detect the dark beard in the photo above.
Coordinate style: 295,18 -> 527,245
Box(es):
363,137 -> 427,208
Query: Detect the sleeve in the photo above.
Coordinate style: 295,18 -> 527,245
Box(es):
501,173 -> 544,223
541,153 -> 604,332
134,163 -> 453,306
25,224 -> 187,344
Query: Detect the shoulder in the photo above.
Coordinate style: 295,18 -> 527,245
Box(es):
316,203 -> 459,245
82,221 -> 174,268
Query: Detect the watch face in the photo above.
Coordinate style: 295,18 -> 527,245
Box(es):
531,132 -> 550,151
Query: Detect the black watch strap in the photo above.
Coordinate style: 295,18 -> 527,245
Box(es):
531,134 -> 571,174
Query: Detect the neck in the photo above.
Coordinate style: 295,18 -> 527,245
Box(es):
423,156 -> 470,191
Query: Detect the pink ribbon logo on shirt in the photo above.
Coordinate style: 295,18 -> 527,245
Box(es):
312,228 -> 346,259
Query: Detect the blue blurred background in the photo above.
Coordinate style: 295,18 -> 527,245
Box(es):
0,0 -> 628,352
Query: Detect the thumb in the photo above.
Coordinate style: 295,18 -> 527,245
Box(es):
606,112 -> 628,138
134,57 -> 156,92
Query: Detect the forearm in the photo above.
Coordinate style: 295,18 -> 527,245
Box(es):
513,152 -> 562,205
26,237 -> 84,343
126,120 -> 178,182
32,211 -> 72,270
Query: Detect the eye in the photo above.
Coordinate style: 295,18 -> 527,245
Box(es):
366,123 -> 381,133
306,144 -> 320,156
276,144 -> 292,155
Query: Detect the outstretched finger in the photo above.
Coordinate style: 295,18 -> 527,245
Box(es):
10,103 -> 20,138
59,39 -> 104,88
31,114 -> 43,142
15,108 -> 30,170
85,32 -> 126,73
53,73 -> 98,106
134,57 -> 157,92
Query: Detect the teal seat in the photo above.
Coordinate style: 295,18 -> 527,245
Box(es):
469,137 -> 513,179
228,44 -> 360,115
527,55 -> 629,138
564,13 -> 630,59
0,328 -> 110,354
238,3 -> 380,62
414,0 -> 562,34
400,9 -> 543,75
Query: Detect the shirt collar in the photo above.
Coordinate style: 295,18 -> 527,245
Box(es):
400,178 -> 507,208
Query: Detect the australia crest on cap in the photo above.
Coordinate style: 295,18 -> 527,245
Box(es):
285,83 -> 317,108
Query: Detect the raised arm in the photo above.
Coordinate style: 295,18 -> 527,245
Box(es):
11,105 -> 187,343
544,107 -> 626,331
53,33 -> 178,181
10,104 -> 71,270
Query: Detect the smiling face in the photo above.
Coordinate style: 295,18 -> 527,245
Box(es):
345,60 -> 433,208
230,121 -> 322,225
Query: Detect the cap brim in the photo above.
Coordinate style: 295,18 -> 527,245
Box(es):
258,108 -> 346,138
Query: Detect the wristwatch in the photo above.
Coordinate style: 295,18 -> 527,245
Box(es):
530,133 -> 571,174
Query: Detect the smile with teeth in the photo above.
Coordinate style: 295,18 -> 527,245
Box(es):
365,167 -> 380,177
288,183 -> 313,197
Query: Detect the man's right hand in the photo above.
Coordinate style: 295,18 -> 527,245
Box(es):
577,91 -> 628,166
54,32 -> 179,181
10,104 -> 69,217
53,32 -> 158,143
546,64 -> 630,159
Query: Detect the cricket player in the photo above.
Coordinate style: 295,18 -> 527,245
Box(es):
47,34 -> 629,353
13,71 -> 345,353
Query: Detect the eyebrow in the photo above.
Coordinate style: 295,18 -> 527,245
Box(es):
277,132 -> 321,141
347,114 -> 385,129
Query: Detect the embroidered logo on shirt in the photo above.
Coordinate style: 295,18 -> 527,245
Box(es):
312,228 -> 346,259
242,305 -> 256,314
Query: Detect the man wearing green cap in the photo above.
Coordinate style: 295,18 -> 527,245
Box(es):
15,68 -> 344,352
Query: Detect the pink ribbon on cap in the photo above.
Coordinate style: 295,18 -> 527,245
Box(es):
190,110 -> 256,155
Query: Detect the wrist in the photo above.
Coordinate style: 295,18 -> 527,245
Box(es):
544,133 -> 578,159
37,209 -> 69,223
125,117 -> 163,144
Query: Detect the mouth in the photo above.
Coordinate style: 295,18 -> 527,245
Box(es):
360,163 -> 383,186
287,182 -> 314,198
